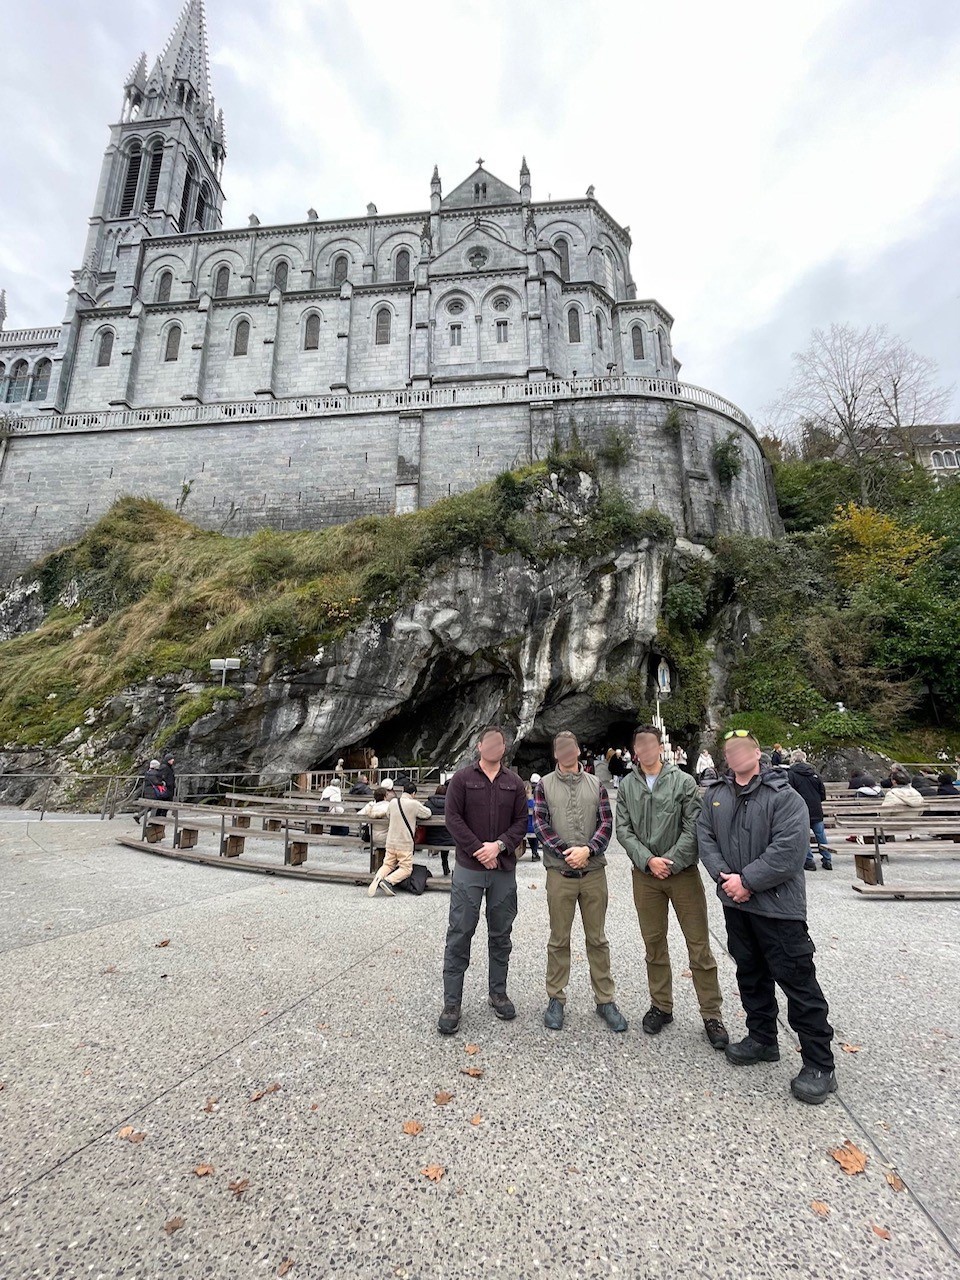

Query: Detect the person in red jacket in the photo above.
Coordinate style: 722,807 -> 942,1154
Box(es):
438,726 -> 528,1035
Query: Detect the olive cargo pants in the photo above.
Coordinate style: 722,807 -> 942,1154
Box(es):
632,863 -> 722,1018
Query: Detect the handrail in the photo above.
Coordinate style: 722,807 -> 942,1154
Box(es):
3,373 -> 753,435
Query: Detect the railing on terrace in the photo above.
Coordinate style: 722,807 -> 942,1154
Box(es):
0,326 -> 61,346
3,374 -> 753,435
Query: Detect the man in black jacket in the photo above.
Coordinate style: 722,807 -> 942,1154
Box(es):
697,730 -> 837,1105
787,750 -> 832,870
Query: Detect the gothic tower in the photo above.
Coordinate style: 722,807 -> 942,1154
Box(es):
74,0 -> 226,308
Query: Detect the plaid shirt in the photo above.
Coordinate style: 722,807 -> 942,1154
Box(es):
533,776 -> 613,859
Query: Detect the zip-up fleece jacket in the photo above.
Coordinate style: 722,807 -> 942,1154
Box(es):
615,761 -> 702,874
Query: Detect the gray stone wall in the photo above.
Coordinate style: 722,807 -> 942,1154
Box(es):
0,394 -> 775,581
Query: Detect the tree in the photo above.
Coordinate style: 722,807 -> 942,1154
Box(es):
769,323 -> 952,503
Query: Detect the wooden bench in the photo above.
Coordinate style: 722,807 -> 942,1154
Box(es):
832,813 -> 960,887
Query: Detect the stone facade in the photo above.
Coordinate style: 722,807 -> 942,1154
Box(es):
0,0 -> 780,581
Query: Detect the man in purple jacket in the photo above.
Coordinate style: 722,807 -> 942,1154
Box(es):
438,726 -> 529,1035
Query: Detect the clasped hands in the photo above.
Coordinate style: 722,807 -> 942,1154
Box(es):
719,871 -> 751,903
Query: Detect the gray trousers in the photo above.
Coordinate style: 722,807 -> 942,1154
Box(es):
442,864 -> 518,1005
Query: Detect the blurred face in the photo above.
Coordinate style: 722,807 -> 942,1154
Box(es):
634,733 -> 661,768
478,730 -> 507,764
553,734 -> 580,770
724,736 -> 761,776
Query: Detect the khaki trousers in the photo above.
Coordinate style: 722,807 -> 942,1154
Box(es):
545,867 -> 615,1005
380,845 -> 413,886
632,864 -> 722,1018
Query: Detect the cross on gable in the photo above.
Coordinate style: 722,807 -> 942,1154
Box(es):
475,157 -> 484,169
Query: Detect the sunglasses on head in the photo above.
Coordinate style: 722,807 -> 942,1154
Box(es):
723,729 -> 755,741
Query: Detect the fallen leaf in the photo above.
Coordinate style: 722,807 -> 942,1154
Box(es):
841,1043 -> 862,1054
163,1216 -> 185,1234
118,1125 -> 146,1144
228,1177 -> 250,1198
203,1096 -> 219,1112
811,1200 -> 830,1217
528,884 -> 538,890
402,1120 -> 424,1136
680,969 -> 692,978
434,1091 -> 454,1106
871,1223 -> 891,1240
460,1067 -> 484,1079
469,1114 -> 483,1126
277,1260 -> 294,1276
155,939 -> 171,948
310,1103 -> 318,1111
885,1170 -> 905,1192
420,1164 -> 445,1182
193,1164 -> 214,1177
829,1140 -> 868,1175
506,1185 -> 516,1194
249,1082 -> 282,1102
465,1044 -> 480,1055
567,1166 -> 581,1174
102,965 -> 118,974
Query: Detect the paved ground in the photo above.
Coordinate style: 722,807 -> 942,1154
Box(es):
0,812 -> 959,1280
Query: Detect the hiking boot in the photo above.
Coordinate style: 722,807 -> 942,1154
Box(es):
804,861 -> 817,871
791,1066 -> 838,1104
544,997 -> 564,1031
724,1034 -> 780,1065
437,1003 -> 461,1035
489,992 -> 516,1021
641,1006 -> 673,1035
821,860 -> 834,871
704,1018 -> 729,1050
531,853 -> 541,862
596,1002 -> 628,1032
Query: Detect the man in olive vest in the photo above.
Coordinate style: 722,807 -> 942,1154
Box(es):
533,730 -> 627,1032
617,724 -> 729,1051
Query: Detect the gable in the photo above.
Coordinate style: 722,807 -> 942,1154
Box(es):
442,166 -> 521,209
429,224 -> 527,276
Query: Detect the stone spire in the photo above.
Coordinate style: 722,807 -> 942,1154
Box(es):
0,288 -> 6,331
158,0 -> 213,114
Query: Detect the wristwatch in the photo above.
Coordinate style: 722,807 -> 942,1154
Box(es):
496,840 -> 507,854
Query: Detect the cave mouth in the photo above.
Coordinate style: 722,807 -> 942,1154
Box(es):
511,716 -> 638,777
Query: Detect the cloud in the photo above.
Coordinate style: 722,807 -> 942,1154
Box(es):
1,0 -> 957,421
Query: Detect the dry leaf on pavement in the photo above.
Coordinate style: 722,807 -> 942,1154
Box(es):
402,1120 -> 424,1136
434,1091 -> 454,1106
250,1082 -> 282,1102
421,1164 -> 445,1182
465,1044 -> 480,1055
885,1171 -> 905,1192
228,1178 -> 250,1198
811,1200 -> 830,1217
871,1223 -> 891,1240
118,1126 -> 146,1144
469,1114 -> 483,1126
829,1141 -> 868,1175
460,1067 -> 484,1079
193,1164 -> 214,1177
163,1216 -> 185,1233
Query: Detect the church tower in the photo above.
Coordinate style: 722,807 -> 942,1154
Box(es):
74,0 -> 226,306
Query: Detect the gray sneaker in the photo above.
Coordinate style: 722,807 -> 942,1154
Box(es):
544,998 -> 564,1031
596,1002 -> 628,1032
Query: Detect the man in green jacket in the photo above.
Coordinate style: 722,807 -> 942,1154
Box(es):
616,725 -> 728,1050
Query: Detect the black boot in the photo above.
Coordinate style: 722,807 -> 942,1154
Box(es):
489,992 -> 516,1021
437,1003 -> 461,1036
641,1006 -> 673,1035
791,1065 -> 838,1104
724,1034 -> 780,1065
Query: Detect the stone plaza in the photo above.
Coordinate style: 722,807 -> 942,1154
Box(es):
1,813 -> 958,1279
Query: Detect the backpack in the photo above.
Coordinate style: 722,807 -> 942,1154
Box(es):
395,862 -> 432,895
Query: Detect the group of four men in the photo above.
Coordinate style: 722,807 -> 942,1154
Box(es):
436,723 -> 837,1106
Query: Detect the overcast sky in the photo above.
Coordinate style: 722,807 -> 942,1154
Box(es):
2,0 -> 958,423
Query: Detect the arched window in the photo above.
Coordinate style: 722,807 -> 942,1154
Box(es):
194,181 -> 211,230
178,160 -> 197,233
656,328 -> 665,365
375,307 -> 391,345
233,319 -> 250,357
118,143 -> 143,216
631,325 -> 644,360
596,312 -> 604,350
932,451 -> 945,469
450,323 -> 462,347
164,325 -> 181,362
213,265 -> 229,298
555,237 -> 571,282
273,260 -> 289,292
946,451 -> 958,468
143,145 -> 163,210
567,308 -> 580,343
29,359 -> 52,401
332,255 -> 348,287
96,330 -> 114,368
304,313 -> 321,350
156,271 -> 173,303
6,360 -> 28,402
395,249 -> 410,282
